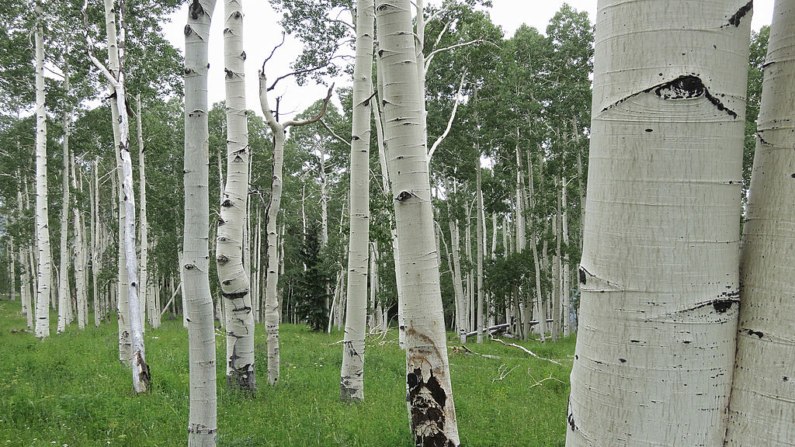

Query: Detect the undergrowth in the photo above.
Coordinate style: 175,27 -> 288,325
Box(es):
0,299 -> 574,446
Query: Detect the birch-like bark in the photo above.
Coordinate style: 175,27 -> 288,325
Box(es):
91,159 -> 102,327
18,185 -> 33,329
33,3 -> 52,339
87,0 -> 148,390
475,160 -> 483,344
216,0 -> 256,393
136,95 -> 151,331
9,241 -> 16,302
566,1 -> 750,445
376,0 -> 459,443
725,2 -> 795,444
184,0 -> 218,443
446,190 -> 467,344
562,177 -> 571,338
260,71 -> 332,385
72,151 -> 88,329
340,0 -> 374,402
57,107 -> 72,333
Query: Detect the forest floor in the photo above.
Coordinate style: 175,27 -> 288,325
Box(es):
0,299 -> 574,446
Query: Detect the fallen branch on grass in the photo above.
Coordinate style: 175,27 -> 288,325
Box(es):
528,372 -> 566,388
492,364 -> 519,383
490,337 -> 562,366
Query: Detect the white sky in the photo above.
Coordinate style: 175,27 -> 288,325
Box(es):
161,0 -> 775,121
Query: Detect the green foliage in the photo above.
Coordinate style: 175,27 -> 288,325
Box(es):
743,26 -> 769,206
292,221 -> 333,331
0,299 -> 574,446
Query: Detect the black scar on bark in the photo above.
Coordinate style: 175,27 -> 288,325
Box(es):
725,1 -> 753,28
746,329 -> 763,339
578,266 -> 586,285
406,368 -> 454,447
189,0 -> 204,20
602,75 -> 738,118
567,398 -> 578,432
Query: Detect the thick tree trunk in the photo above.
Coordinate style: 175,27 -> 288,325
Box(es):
340,0 -> 374,403
184,0 -> 218,444
725,3 -> 795,444
33,5 -> 52,339
216,0 -> 256,393
566,1 -> 750,445
376,1 -> 459,444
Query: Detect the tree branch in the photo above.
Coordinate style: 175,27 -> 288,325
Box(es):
425,39 -> 484,71
320,119 -> 350,147
491,337 -> 562,366
82,0 -> 119,89
428,69 -> 467,162
284,84 -> 335,129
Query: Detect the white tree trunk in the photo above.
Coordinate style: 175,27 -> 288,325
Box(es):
137,95 -> 151,331
72,151 -> 88,330
57,108 -> 72,334
340,0 -> 374,402
376,0 -> 459,443
566,1 -> 750,445
216,0 -> 256,393
184,0 -> 218,444
91,159 -> 102,327
476,160 -> 484,344
33,5 -> 52,339
562,177 -> 571,338
725,2 -> 795,444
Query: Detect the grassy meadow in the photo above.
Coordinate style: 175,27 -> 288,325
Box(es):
0,299 -> 574,446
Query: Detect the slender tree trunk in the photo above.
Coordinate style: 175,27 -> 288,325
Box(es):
57,107 -> 72,333
340,0 -> 374,402
137,95 -> 151,331
566,1 -> 750,445
91,159 -> 102,327
447,194 -> 467,344
216,0 -> 256,393
562,177 -> 571,338
184,0 -> 218,443
476,162 -> 484,344
725,3 -> 795,444
33,4 -> 51,339
376,1 -> 459,443
72,151 -> 88,329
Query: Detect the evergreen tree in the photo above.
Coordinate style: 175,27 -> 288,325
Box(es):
294,220 -> 332,331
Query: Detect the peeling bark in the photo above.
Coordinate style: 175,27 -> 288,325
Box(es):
376,0 -> 459,444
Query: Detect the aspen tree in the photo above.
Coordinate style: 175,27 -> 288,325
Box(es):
57,103 -> 72,334
725,2 -> 795,444
33,2 -> 52,339
375,0 -> 459,443
72,151 -> 88,329
566,1 -> 751,445
136,95 -> 151,331
85,0 -> 149,391
216,0 -> 256,393
259,68 -> 332,385
340,0 -> 374,403
184,0 -> 218,443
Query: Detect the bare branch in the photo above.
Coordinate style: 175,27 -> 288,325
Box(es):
320,119 -> 350,147
492,364 -> 519,383
262,32 -> 286,73
284,84 -> 335,129
428,69 -> 467,162
491,337 -> 562,366
425,39 -> 484,72
82,0 -> 119,89
528,372 -> 567,389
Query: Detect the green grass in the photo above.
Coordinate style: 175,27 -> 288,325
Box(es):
0,299 -> 574,446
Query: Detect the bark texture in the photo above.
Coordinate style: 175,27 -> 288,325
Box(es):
340,0 -> 374,403
725,2 -> 795,445
217,0 -> 256,393
566,1 -> 751,445
376,0 -> 459,444
33,5 -> 51,339
184,0 -> 218,444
